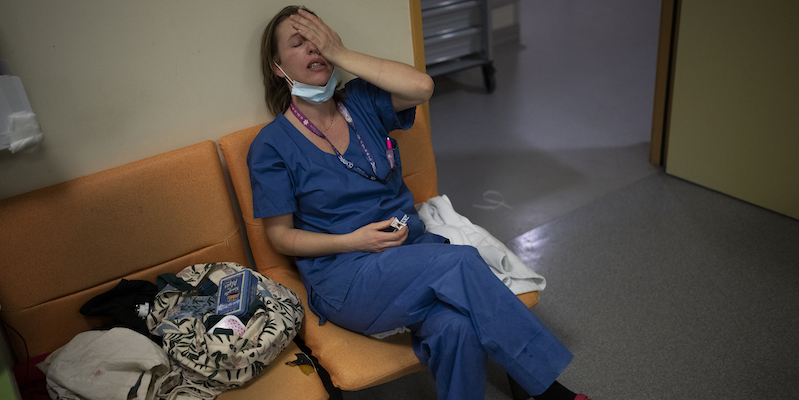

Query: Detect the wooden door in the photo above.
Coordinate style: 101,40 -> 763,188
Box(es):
652,0 -> 799,219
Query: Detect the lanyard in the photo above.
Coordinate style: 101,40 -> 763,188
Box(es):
290,102 -> 395,184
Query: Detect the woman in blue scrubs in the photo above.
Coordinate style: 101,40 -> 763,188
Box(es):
248,6 -> 589,400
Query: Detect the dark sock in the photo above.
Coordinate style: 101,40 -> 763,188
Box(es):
532,381 -> 577,400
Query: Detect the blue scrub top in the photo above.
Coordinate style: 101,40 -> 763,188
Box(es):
247,78 -> 428,312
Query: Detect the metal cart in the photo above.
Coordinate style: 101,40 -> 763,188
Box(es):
421,0 -> 495,92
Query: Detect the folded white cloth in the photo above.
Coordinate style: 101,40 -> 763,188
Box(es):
38,327 -> 171,400
416,194 -> 546,294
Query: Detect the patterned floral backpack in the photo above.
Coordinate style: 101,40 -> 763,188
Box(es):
146,262 -> 304,399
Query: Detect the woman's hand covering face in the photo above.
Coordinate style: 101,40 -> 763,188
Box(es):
289,9 -> 348,66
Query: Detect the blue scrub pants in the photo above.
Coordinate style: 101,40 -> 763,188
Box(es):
311,242 -> 573,400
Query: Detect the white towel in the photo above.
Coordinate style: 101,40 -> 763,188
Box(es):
416,194 -> 546,294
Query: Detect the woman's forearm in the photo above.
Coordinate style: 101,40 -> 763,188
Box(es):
263,213 -> 408,257
333,49 -> 434,111
264,214 -> 354,257
280,228 -> 357,257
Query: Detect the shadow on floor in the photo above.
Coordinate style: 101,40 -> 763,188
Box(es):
435,142 -> 658,242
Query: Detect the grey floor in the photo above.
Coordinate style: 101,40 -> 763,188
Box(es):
344,1 -> 799,399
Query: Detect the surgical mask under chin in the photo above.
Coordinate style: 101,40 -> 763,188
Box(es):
274,62 -> 339,104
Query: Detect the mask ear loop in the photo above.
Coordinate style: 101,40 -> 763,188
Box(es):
273,62 -> 295,88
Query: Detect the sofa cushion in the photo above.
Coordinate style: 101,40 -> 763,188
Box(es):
0,141 -> 245,360
0,140 -> 329,400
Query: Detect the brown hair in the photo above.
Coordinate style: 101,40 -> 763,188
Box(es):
260,5 -> 315,117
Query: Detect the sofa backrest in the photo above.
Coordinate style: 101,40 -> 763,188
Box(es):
0,140 -> 248,362
219,104 -> 438,277
391,104 -> 439,203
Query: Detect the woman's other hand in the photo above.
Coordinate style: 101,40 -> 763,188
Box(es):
348,219 -> 409,253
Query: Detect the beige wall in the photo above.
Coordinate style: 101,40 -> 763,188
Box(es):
0,0 -> 415,199
666,0 -> 799,219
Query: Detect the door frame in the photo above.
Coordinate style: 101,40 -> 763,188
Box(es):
649,0 -> 681,166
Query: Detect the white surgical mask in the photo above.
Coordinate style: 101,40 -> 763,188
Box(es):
274,62 -> 339,104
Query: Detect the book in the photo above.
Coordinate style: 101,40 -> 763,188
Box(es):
216,269 -> 257,317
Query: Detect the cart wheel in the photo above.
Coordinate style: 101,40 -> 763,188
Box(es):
482,63 -> 496,93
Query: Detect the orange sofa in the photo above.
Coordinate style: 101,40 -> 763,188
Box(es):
0,103 -> 539,399
0,141 -> 328,399
219,104 -> 540,397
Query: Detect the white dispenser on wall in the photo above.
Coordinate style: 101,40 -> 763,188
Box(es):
0,73 -> 44,153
